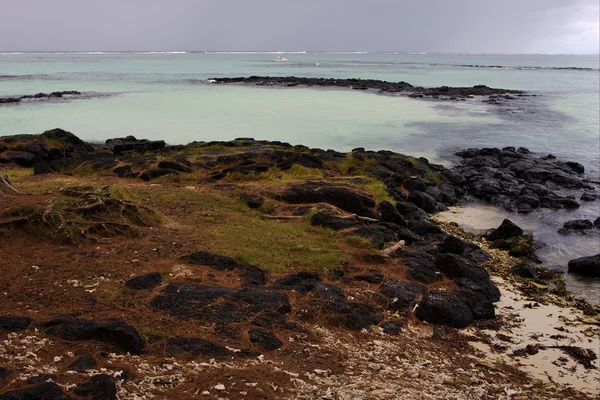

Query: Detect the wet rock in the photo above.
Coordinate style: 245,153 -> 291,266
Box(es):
273,271 -> 321,291
563,161 -> 584,174
568,254 -> 600,277
380,320 -> 403,335
561,219 -> 593,231
580,192 -> 598,202
595,217 -> 600,228
180,251 -> 266,285
166,337 -> 231,358
490,235 -> 536,258
276,182 -> 378,219
380,278 -> 426,310
511,263 -> 539,279
150,283 -> 290,326
415,291 -> 474,328
157,160 -> 193,173
0,383 -> 64,400
41,317 -> 145,354
138,168 -> 179,182
73,374 -> 117,400
248,329 -> 283,351
0,316 -> 32,332
377,200 -> 407,227
68,355 -> 98,372
240,194 -> 264,209
486,219 -> 523,241
125,272 -> 163,290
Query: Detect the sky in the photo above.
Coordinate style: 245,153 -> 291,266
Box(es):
0,0 -> 598,54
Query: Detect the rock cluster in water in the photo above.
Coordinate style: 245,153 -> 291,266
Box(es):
210,76 -> 525,101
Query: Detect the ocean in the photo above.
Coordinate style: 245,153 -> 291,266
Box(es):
1,51 -> 599,302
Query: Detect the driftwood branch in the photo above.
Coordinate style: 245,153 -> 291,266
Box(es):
382,240 -> 405,255
0,174 -> 23,195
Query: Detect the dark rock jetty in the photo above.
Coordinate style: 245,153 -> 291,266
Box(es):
0,91 -> 82,105
210,76 -> 524,101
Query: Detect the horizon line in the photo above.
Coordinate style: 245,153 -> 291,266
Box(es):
0,50 -> 599,56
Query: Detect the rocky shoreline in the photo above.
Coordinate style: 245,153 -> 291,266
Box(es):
0,129 -> 598,399
209,76 -> 528,102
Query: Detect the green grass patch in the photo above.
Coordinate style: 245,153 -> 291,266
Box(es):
328,153 -> 379,174
344,235 -> 375,249
359,177 -> 394,204
424,170 -> 444,186
124,186 -> 345,272
222,165 -> 323,184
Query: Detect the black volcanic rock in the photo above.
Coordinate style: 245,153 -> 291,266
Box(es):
125,272 -> 163,290
180,251 -> 266,285
415,291 -> 474,328
74,374 -> 117,400
486,219 -> 523,241
41,317 -> 145,354
248,329 -> 283,351
0,383 -> 64,400
568,254 -> 600,277
68,355 -> 98,372
0,316 -> 32,332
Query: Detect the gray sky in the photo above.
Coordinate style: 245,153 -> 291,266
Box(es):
1,0 -> 598,53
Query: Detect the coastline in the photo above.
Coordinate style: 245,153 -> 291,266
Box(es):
0,130 -> 599,399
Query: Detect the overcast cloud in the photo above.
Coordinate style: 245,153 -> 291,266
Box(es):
1,0 -> 598,53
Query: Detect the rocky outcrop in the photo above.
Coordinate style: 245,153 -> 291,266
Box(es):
0,316 -> 32,332
0,382 -> 64,400
210,76 -> 523,101
0,91 -> 82,105
568,254 -> 600,277
125,272 -> 163,290
453,147 -> 591,213
179,251 -> 266,285
558,219 -> 595,235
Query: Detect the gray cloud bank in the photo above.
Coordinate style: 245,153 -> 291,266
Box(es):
1,0 -> 598,53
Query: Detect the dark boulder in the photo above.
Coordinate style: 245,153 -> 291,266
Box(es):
511,263 -> 539,279
580,192 -> 598,202
125,272 -> 163,290
68,355 -> 98,372
407,190 -> 437,213
380,320 -> 403,335
150,283 -> 290,326
353,273 -> 384,284
415,291 -> 474,328
486,219 -> 523,241
248,329 -> 283,351
352,224 -> 398,245
113,140 -> 166,155
166,337 -> 231,358
310,212 -> 358,230
273,271 -> 321,292
180,251 -> 266,285
377,200 -> 407,227
26,374 -> 57,385
73,374 -> 117,400
113,165 -> 133,178
568,254 -> 600,277
379,278 -> 426,310
438,235 -> 490,264
240,194 -> 264,209
395,201 -> 428,222
0,316 -> 32,332
0,383 -> 64,400
5,151 -> 36,167
562,219 -> 593,231
276,183 -> 378,219
157,160 -> 193,173
455,278 -> 497,319
595,217 -> 600,228
563,161 -> 584,174
138,168 -> 179,182
41,317 -> 145,354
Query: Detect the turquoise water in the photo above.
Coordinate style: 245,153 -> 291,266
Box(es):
1,52 -> 599,301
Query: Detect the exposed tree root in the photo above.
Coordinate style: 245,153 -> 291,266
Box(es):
0,174 -> 24,195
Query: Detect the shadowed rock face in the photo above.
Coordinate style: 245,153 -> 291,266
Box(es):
0,382 -> 64,400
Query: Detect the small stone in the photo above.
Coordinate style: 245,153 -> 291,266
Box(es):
215,384 -> 226,391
